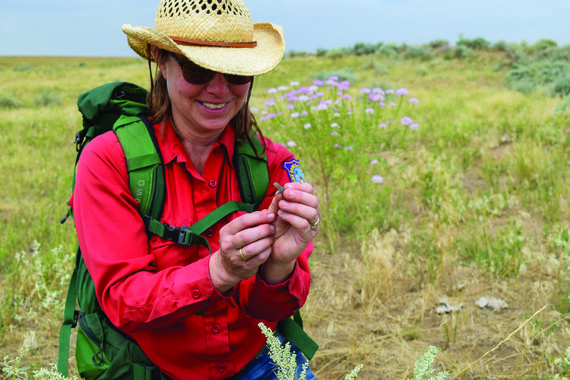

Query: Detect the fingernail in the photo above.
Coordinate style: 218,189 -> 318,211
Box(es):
267,212 -> 275,220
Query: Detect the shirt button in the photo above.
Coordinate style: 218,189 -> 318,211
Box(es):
212,324 -> 220,334
205,228 -> 214,238
192,289 -> 201,299
209,180 -> 217,188
217,363 -> 226,373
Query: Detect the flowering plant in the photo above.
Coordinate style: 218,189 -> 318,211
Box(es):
255,77 -> 419,248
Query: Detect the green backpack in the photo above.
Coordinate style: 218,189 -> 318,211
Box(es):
57,82 -> 317,379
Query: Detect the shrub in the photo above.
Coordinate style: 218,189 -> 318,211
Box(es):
376,43 -> 399,57
12,65 -> 32,72
325,47 -> 350,59
492,40 -> 508,52
352,42 -> 377,56
33,91 -> 63,107
287,50 -> 309,58
403,45 -> 431,60
552,73 -> 570,97
315,48 -> 328,57
428,39 -> 449,49
533,39 -> 558,51
0,93 -> 24,109
505,43 -> 528,65
454,45 -> 473,60
458,36 -> 490,50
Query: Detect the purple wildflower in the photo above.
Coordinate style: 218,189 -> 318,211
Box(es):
264,99 -> 276,107
331,131 -> 339,136
396,88 -> 408,96
409,98 -> 419,104
401,116 -> 413,125
410,123 -> 420,130
386,89 -> 394,94
268,88 -> 277,94
371,175 -> 384,184
342,94 -> 352,100
286,104 -> 295,110
379,123 -> 387,129
365,108 -> 374,114
360,88 -> 371,94
370,159 -> 379,165
313,80 -> 324,86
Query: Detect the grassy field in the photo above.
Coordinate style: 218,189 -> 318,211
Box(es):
0,49 -> 569,379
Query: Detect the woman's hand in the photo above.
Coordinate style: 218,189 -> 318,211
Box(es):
262,182 -> 320,284
209,211 -> 276,294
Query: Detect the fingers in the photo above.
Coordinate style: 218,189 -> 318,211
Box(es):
218,211 -> 276,262
276,183 -> 320,232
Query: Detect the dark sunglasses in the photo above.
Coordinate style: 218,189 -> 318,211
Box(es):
167,51 -> 253,85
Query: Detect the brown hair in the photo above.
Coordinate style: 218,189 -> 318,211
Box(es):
147,49 -> 266,156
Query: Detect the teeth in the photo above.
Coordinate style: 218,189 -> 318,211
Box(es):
202,101 -> 226,110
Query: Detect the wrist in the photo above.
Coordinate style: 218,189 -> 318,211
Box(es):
209,252 -> 238,293
260,259 -> 296,285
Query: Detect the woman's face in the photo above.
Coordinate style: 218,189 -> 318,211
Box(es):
158,50 -> 251,137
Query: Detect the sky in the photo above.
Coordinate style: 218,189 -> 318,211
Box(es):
2,0 -> 569,57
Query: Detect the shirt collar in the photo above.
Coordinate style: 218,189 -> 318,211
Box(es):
155,119 -> 236,167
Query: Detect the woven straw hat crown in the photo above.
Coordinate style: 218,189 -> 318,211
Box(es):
122,0 -> 285,76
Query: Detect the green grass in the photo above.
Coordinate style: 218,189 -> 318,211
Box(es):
0,51 -> 569,378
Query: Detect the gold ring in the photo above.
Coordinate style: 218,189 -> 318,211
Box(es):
309,216 -> 320,230
239,248 -> 249,261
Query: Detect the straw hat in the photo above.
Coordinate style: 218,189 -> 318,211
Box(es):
122,0 -> 285,76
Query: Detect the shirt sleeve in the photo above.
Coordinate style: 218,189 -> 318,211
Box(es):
72,132 -> 231,333
235,136 -> 313,321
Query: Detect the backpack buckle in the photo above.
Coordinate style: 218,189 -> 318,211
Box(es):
178,225 -> 193,245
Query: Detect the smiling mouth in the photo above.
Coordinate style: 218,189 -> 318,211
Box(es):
200,101 -> 227,110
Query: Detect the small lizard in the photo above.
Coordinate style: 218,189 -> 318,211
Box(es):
273,182 -> 286,198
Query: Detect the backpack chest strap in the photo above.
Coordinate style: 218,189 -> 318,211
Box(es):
143,200 -> 257,252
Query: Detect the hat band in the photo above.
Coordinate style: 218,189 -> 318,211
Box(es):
169,36 -> 257,48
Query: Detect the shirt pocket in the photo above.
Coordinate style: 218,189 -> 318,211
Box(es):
149,235 -> 201,269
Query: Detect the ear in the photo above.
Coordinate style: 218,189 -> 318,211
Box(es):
152,46 -> 167,74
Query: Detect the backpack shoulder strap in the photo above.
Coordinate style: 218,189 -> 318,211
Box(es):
234,135 -> 269,208
113,114 -> 165,221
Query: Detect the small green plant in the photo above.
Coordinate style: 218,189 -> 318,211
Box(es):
2,355 -> 78,379
33,91 -> 62,107
411,346 -> 449,380
259,323 -> 362,379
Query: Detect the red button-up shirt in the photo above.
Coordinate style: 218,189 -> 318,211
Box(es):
71,120 -> 312,379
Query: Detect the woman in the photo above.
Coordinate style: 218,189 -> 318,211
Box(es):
71,0 -> 320,379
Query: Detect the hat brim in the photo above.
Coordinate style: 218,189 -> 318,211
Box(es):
122,23 -> 284,76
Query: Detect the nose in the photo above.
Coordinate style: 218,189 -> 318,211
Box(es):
205,72 -> 230,95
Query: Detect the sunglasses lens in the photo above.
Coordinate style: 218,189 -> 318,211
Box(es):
181,65 -> 215,84
225,74 -> 253,85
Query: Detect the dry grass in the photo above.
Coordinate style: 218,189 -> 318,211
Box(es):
303,231 -> 568,379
